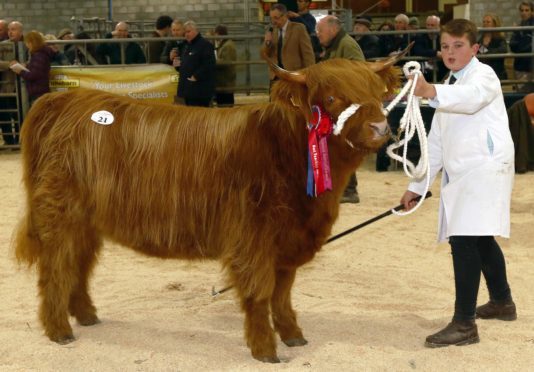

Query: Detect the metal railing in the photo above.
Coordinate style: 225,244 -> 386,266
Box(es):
0,41 -> 27,150
1,24 -> 532,150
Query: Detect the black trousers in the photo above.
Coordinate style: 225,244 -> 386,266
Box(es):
344,173 -> 358,194
184,97 -> 212,107
449,236 -> 512,321
215,93 -> 234,107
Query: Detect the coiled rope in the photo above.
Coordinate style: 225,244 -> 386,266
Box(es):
383,61 -> 430,216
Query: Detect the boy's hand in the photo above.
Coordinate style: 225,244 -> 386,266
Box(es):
409,73 -> 437,99
401,190 -> 421,211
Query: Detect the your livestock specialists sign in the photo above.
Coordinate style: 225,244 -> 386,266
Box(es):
49,64 -> 179,104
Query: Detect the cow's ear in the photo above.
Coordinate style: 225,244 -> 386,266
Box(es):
374,66 -> 402,95
271,81 -> 313,122
290,84 -> 313,122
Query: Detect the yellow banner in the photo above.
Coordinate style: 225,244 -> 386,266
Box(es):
49,64 -> 179,104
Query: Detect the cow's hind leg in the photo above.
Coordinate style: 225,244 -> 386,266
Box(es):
34,190 -> 96,343
37,232 -> 79,344
68,227 -> 102,326
271,268 -> 307,347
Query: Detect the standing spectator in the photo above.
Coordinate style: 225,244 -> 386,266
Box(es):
0,21 -> 26,145
316,15 -> 364,204
408,17 -> 420,30
353,17 -> 381,60
161,20 -> 186,68
287,0 -> 321,61
43,34 -> 71,66
0,19 -> 8,41
57,28 -> 75,59
96,22 -> 146,65
316,15 -> 364,61
263,4 -> 315,80
288,0 -> 315,34
391,14 -> 410,54
57,28 -> 74,41
278,0 -> 298,13
507,93 -> 534,173
176,20 -> 216,107
65,31 -> 99,65
414,15 -> 446,82
478,13 -> 508,80
10,31 -> 56,105
401,19 -> 516,348
377,21 -> 395,57
214,25 -> 237,107
147,15 -> 173,63
509,1 -> 534,92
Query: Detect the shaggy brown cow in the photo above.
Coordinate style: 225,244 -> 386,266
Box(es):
15,51 -> 403,362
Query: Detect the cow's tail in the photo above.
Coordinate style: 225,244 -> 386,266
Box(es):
14,93 -> 60,267
13,214 -> 41,267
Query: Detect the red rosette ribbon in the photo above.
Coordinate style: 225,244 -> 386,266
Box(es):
307,105 -> 333,196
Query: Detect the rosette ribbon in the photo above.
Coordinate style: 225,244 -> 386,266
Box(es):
307,105 -> 333,196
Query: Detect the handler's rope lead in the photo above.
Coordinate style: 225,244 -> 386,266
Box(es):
383,61 -> 430,216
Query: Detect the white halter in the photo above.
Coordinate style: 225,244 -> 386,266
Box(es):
332,103 -> 360,135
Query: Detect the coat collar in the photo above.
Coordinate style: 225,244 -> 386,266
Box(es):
324,29 -> 347,60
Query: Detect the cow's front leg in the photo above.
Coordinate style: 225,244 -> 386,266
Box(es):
229,238 -> 278,362
271,268 -> 308,347
241,296 -> 279,362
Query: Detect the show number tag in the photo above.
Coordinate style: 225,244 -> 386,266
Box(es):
91,110 -> 114,125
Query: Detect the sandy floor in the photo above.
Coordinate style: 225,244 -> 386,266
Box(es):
1,150 -> 533,371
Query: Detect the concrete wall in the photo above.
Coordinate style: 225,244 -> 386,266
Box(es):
0,0 -> 259,36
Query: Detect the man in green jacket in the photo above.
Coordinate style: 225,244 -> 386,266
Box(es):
316,15 -> 364,61
316,15 -> 364,203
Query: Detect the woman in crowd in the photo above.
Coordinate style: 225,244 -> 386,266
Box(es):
377,21 -> 395,57
477,13 -> 508,80
43,34 -> 71,66
10,31 -> 57,105
214,24 -> 237,107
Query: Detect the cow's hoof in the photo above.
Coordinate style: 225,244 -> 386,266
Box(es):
255,355 -> 281,363
54,334 -> 76,345
283,337 -> 308,347
77,315 -> 101,326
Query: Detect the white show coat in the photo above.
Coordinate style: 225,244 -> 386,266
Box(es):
408,57 -> 514,242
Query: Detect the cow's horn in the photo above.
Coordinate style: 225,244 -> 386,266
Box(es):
368,41 -> 414,72
261,47 -> 306,84
272,64 -> 307,84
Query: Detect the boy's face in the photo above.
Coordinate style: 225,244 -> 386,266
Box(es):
440,32 -> 479,72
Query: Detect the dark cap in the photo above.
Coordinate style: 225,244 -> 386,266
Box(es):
57,28 -> 73,40
354,17 -> 371,28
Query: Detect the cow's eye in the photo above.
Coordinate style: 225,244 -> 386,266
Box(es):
327,96 -> 335,103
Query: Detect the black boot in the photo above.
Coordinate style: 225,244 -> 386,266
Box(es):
424,319 -> 479,348
476,299 -> 517,321
341,173 -> 359,203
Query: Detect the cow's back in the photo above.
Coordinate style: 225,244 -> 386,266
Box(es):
20,89 -> 306,260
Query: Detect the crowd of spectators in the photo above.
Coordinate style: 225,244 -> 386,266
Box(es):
0,3 -> 532,119
348,5 -> 532,89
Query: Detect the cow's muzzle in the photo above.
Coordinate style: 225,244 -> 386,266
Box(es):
369,120 -> 390,139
